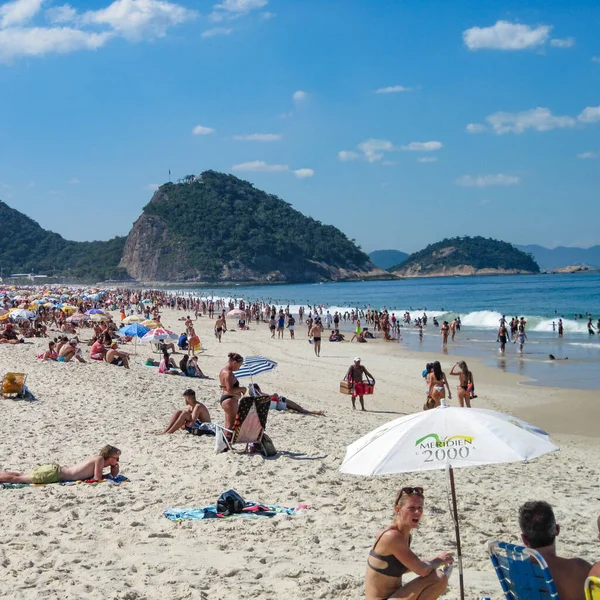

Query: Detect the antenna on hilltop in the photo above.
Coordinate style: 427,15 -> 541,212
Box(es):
168,169 -> 172,182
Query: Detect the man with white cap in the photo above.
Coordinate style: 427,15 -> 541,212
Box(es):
345,357 -> 375,411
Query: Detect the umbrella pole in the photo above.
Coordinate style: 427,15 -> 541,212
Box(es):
448,466 -> 465,600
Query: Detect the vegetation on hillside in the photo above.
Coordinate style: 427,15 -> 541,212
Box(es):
0,200 -> 128,281
369,249 -> 409,270
135,170 -> 370,279
391,236 -> 540,273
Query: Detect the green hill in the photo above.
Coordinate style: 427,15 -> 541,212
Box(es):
120,171 -> 386,282
0,200 -> 127,281
369,249 -> 409,270
391,236 -> 539,276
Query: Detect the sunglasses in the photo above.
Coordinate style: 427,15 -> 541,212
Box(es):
395,487 -> 424,504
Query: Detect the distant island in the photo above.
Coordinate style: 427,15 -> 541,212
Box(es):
368,249 -> 409,270
516,244 -> 600,271
0,171 -> 388,284
389,236 -> 540,277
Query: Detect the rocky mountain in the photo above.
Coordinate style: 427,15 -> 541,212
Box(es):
120,171 -> 388,283
369,249 -> 409,270
0,200 -> 127,281
516,244 -> 600,271
391,236 -> 539,277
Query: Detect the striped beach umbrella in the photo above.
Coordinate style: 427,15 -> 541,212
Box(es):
234,356 -> 278,379
140,327 -> 178,343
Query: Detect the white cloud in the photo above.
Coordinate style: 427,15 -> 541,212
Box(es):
231,161 -> 313,177
401,141 -> 442,152
418,157 -> 438,163
550,37 -> 574,48
46,4 -> 77,23
260,10 -> 274,19
486,107 -> 576,134
192,124 -> 215,135
338,150 -> 359,161
466,123 -> 487,133
463,21 -> 551,51
0,0 -> 44,28
0,26 -> 112,61
381,160 -> 396,166
292,90 -> 307,103
81,0 -> 196,41
201,27 -> 231,37
578,106 -> 600,123
68,178 -> 80,184
214,0 -> 267,12
374,85 -> 412,94
577,152 -> 598,159
592,56 -> 600,63
233,133 -> 281,141
457,174 -> 521,187
357,138 -> 394,162
145,183 -> 160,191
293,168 -> 314,178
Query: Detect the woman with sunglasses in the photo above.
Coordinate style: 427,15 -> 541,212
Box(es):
365,487 -> 453,600
218,353 -> 247,434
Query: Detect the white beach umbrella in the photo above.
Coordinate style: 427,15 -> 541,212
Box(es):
9,308 -> 36,321
140,327 -> 178,343
339,403 -> 558,600
123,314 -> 145,325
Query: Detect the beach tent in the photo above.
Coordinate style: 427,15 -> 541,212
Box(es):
339,401 -> 558,600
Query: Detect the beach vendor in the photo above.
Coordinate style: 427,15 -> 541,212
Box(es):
346,357 -> 375,411
365,487 -> 453,600
0,445 -> 121,484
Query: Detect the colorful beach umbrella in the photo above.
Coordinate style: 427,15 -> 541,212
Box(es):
234,356 -> 278,379
141,319 -> 161,328
339,403 -> 558,600
226,309 -> 246,318
85,308 -> 105,315
123,314 -> 145,325
9,308 -> 36,321
140,327 -> 178,343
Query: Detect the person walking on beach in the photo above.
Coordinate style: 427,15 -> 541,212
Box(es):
449,361 -> 474,408
0,445 -> 121,484
346,357 -> 375,411
309,319 -> 323,357
440,321 -> 450,347
427,361 -> 451,408
277,311 -> 285,339
497,323 -> 510,353
515,326 -> 527,354
214,314 -> 226,343
365,487 -> 453,600
287,314 -> 295,339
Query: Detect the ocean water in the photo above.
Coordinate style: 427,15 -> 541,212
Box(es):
174,273 -> 600,391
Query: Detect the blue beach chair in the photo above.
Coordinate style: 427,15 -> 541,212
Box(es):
488,541 -> 559,600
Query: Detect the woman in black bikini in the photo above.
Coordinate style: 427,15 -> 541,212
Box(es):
218,353 -> 247,434
449,361 -> 473,408
365,487 -> 453,600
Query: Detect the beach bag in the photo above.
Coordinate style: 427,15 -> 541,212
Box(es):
258,433 -> 277,457
216,489 -> 246,515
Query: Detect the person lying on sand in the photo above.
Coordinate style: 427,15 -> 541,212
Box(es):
250,383 -> 325,416
0,445 -> 121,484
365,487 -> 453,600
162,389 -> 211,433
519,501 -> 591,600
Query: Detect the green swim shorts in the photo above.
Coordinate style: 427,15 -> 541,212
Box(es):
30,463 -> 61,484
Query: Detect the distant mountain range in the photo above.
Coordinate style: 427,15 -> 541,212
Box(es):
368,249 -> 409,270
516,245 -> 600,271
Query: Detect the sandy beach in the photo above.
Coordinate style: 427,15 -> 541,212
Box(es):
1,307 -> 599,599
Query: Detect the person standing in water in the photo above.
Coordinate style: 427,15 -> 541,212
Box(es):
515,325 -> 528,354
497,323 -> 510,353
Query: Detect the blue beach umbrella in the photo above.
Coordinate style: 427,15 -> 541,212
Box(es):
234,356 -> 278,379
118,323 -> 150,355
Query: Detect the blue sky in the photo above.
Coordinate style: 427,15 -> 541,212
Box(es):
0,0 -> 599,253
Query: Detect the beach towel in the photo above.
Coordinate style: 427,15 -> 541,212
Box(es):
1,474 -> 130,489
163,501 -> 308,522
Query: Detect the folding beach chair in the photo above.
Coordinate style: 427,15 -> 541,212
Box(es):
1,373 -> 27,399
488,541 -> 559,600
216,396 -> 273,456
585,576 -> 600,600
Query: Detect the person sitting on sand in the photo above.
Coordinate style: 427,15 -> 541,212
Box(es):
250,383 -> 325,416
519,501 -> 592,600
158,348 -> 178,374
105,343 -> 130,369
89,335 -> 108,361
0,323 -> 23,345
39,340 -> 58,360
219,353 -> 247,434
179,354 -> 208,378
162,389 -> 211,434
0,445 -> 121,484
365,487 -> 453,600
363,327 -> 375,339
58,339 -> 86,363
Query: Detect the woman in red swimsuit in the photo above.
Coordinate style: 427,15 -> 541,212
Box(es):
365,487 -> 453,600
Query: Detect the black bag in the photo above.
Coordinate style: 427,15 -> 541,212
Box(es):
259,433 -> 277,457
216,489 -> 246,515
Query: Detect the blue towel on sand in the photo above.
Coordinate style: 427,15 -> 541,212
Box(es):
164,502 -> 304,521
1,474 -> 130,489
